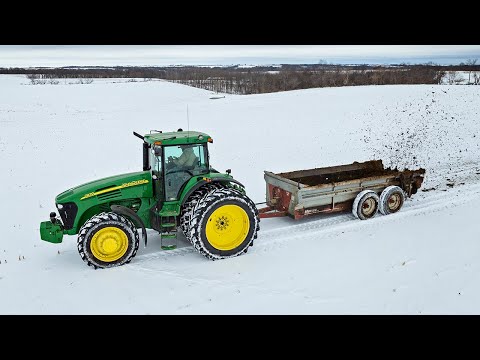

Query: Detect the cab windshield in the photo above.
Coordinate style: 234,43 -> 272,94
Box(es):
164,144 -> 208,174
151,143 -> 209,201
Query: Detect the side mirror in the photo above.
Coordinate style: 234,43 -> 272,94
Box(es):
154,147 -> 162,156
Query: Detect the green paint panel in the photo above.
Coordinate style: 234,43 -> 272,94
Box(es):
56,171 -> 153,233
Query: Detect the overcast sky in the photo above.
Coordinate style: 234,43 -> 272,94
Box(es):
1,45 -> 479,67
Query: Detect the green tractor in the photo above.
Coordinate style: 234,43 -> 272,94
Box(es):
40,129 -> 260,269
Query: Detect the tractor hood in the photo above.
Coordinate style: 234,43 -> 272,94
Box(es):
55,171 -> 152,204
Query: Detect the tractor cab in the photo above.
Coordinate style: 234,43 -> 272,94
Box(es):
143,129 -> 213,202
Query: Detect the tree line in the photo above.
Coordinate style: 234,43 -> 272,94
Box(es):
1,63 -> 479,94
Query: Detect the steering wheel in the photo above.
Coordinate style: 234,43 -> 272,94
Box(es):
165,169 -> 194,177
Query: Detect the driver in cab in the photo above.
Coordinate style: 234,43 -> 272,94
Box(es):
167,145 -> 197,170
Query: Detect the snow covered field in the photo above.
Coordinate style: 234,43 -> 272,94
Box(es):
1,75 -> 480,314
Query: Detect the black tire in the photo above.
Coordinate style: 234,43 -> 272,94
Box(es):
188,188 -> 260,260
180,183 -> 225,243
77,212 -> 140,269
352,190 -> 380,220
379,185 -> 405,215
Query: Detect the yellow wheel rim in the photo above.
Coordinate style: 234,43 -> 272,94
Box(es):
90,226 -> 129,262
205,205 -> 250,251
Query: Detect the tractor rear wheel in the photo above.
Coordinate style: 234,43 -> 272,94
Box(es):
180,183 -> 225,243
188,188 -> 259,260
77,212 -> 140,269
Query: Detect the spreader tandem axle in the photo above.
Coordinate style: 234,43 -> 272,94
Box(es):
40,129 -> 424,269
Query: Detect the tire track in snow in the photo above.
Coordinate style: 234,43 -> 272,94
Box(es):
127,257 -> 345,308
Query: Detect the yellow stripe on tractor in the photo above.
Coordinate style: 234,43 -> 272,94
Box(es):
81,179 -> 149,200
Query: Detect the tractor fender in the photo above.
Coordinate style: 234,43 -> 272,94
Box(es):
110,204 -> 148,247
180,178 -> 245,206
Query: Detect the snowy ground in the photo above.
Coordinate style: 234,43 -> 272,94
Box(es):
1,75 -> 480,314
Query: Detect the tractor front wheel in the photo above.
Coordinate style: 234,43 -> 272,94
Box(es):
77,212 -> 140,269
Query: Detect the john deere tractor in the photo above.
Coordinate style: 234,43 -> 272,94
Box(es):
40,129 -> 260,269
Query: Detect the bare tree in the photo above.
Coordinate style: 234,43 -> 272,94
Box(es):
465,59 -> 477,84
474,72 -> 480,85
76,78 -> 93,84
446,71 -> 463,85
26,74 -> 38,85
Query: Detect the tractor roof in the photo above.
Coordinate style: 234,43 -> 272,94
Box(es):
144,130 -> 212,146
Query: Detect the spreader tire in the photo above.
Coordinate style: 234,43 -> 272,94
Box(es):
379,185 -> 405,215
352,190 -> 380,220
